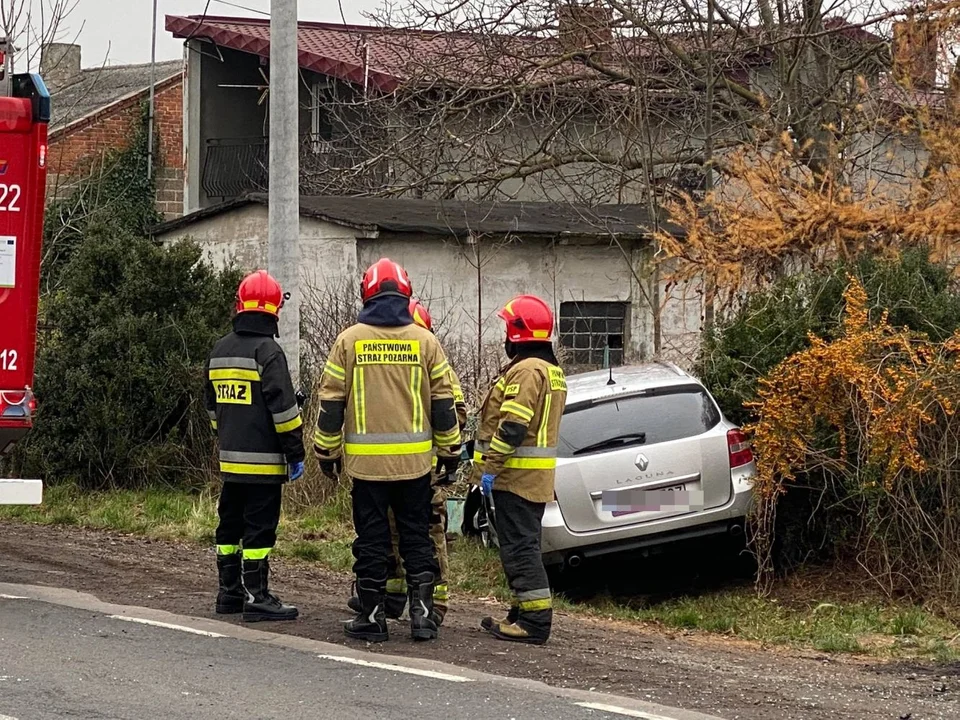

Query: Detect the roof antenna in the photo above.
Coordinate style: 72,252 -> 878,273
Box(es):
604,345 -> 616,385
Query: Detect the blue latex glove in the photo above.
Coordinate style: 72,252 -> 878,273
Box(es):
481,473 -> 495,496
289,461 -> 305,481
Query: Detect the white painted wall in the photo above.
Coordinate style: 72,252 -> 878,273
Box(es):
356,233 -> 703,367
357,235 -> 635,356
156,211 -> 706,371
156,204 -> 363,284
160,203 -> 269,269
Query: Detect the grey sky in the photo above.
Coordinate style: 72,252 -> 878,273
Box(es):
39,0 -> 383,68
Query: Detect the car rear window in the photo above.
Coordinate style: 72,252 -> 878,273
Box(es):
557,385 -> 722,458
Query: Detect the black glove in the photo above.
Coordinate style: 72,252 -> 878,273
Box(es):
319,456 -> 342,480
436,454 -> 460,476
435,454 -> 460,485
295,389 -> 307,410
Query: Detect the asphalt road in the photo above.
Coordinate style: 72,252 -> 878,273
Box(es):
0,585 -> 723,720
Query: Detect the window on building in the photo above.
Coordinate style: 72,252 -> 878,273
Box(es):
558,302 -> 627,367
300,79 -> 334,154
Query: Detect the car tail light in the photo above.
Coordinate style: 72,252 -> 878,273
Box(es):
727,428 -> 753,468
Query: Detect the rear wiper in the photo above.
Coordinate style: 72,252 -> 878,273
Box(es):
573,432 -> 646,456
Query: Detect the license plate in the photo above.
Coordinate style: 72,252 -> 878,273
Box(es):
605,485 -> 687,517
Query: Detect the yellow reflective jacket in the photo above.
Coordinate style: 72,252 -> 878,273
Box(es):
315,322 -> 461,481
472,356 -> 567,503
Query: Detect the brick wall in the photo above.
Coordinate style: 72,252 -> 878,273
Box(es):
47,76 -> 184,220
153,79 -> 184,219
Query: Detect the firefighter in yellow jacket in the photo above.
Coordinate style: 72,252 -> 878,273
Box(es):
474,295 -> 567,645
315,259 -> 461,643
346,298 -> 467,624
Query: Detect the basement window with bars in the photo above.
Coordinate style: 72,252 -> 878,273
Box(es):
558,302 -> 627,367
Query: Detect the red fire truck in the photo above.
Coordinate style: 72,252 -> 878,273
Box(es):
0,68 -> 50,504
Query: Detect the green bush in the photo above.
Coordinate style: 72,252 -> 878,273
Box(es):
698,248 -> 960,426
8,224 -> 242,489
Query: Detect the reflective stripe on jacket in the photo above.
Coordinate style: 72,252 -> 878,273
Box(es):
472,357 -> 567,503
204,314 -> 305,485
450,366 -> 468,430
315,322 -> 461,481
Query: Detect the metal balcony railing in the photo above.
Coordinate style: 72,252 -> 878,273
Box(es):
201,135 -> 386,200
202,137 -> 268,199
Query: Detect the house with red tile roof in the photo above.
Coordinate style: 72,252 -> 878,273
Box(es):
165,12 -> 951,214
165,13 -> 905,213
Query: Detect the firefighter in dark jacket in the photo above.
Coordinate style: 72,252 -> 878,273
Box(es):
204,270 -> 305,623
474,295 -> 567,645
315,258 -> 461,643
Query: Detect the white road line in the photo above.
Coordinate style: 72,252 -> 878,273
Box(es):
316,654 -> 474,683
107,615 -> 226,638
577,702 -> 680,720
0,594 -> 28,600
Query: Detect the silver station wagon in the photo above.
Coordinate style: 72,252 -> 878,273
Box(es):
482,363 -> 756,568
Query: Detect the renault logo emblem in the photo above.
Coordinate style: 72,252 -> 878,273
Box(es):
635,454 -> 649,471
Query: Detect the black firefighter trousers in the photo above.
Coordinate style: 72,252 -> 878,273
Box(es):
215,482 -> 283,559
492,489 -> 553,640
352,473 -> 440,585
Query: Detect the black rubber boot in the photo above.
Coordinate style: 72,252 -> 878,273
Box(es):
344,577 -> 389,642
347,583 -> 404,619
385,592 -> 407,620
408,572 -> 438,641
347,580 -> 362,614
242,558 -> 298,623
216,553 -> 244,614
383,576 -> 407,619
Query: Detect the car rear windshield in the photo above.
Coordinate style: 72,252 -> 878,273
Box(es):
557,385 -> 722,458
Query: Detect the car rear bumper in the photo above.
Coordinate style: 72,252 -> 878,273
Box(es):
541,476 -> 753,566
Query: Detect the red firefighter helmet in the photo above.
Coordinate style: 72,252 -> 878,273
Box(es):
409,299 -> 432,331
235,270 -> 284,317
360,258 -> 413,302
498,295 -> 554,343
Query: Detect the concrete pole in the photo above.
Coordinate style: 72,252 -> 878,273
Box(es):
269,0 -> 300,386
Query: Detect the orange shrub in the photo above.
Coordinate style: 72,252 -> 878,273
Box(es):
749,278 -> 960,601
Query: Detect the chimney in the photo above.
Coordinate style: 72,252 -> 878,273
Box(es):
892,20 -> 938,91
558,2 -> 614,58
40,43 -> 82,87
